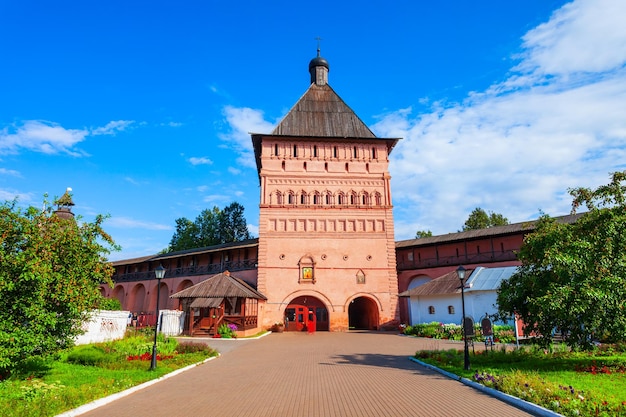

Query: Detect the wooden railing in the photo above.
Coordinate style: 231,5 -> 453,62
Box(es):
396,250 -> 517,271
113,259 -> 258,283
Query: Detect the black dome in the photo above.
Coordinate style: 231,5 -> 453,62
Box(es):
309,56 -> 329,71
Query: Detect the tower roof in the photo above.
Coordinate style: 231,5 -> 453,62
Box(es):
271,83 -> 377,138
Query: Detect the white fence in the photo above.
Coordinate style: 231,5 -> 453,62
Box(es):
160,310 -> 185,336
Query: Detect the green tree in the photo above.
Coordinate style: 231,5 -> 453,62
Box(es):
168,218 -> 199,251
195,207 -> 222,247
168,202 -> 252,252
497,171 -> 626,349
0,197 -> 118,375
220,202 -> 252,243
415,230 -> 433,239
462,207 -> 509,231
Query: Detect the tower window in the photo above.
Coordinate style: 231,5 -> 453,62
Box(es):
353,146 -> 358,158
372,147 -> 377,158
313,145 -> 318,157
333,146 -> 338,158
293,145 -> 298,157
274,144 -> 279,156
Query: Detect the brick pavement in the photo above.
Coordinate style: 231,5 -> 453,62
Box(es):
75,332 -> 535,417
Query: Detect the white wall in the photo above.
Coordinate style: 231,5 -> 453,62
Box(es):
407,291 -> 500,326
75,310 -> 130,345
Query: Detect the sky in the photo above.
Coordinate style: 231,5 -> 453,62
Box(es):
1,0 -> 625,261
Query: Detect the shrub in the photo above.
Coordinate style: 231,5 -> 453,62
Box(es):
218,323 -> 237,338
176,342 -> 213,354
65,346 -> 110,366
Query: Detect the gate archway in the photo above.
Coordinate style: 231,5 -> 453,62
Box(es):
348,296 -> 379,330
284,295 -> 329,331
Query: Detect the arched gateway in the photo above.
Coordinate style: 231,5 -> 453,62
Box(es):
284,295 -> 329,332
348,296 -> 379,330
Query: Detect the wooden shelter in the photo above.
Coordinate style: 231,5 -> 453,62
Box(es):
170,271 -> 266,337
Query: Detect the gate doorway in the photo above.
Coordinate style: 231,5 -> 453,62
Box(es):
348,297 -> 379,330
284,296 -> 329,331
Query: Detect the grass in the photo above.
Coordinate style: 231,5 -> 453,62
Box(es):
0,331 -> 218,417
415,344 -> 626,417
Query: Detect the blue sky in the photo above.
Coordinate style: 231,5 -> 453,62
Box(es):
1,0 -> 625,261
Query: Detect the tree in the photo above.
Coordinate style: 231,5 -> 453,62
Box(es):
497,171 -> 626,349
168,218 -> 199,251
462,207 -> 509,231
0,197 -> 118,375
415,230 -> 433,239
168,202 -> 252,252
220,202 -> 252,243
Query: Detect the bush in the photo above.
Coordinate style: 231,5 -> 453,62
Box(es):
176,342 -> 212,354
65,346 -> 110,366
217,323 -> 237,338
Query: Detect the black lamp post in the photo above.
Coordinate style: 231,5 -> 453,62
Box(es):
457,265 -> 470,371
150,264 -> 166,370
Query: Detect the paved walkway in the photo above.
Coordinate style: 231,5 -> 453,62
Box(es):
78,332 -> 534,417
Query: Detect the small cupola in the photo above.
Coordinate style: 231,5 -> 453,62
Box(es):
53,187 -> 75,220
309,47 -> 329,86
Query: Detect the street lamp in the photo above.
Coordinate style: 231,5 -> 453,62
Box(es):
150,264 -> 166,370
457,265 -> 470,371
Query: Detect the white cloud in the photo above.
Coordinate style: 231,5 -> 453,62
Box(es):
202,194 -> 231,204
188,156 -> 213,166
0,168 -> 21,177
91,120 -> 134,136
515,0 -> 626,77
0,188 -> 32,202
372,0 -> 626,239
105,216 -> 172,230
228,166 -> 241,175
220,106 -> 275,169
0,120 -> 135,156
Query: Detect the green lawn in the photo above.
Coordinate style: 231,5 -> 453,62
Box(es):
0,334 -> 218,417
414,345 -> 626,417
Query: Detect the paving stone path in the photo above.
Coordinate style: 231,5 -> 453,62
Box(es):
78,332 -> 534,417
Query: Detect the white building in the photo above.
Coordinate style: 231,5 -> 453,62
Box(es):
399,266 -> 517,326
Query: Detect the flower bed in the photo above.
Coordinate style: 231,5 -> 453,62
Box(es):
402,321 -> 516,343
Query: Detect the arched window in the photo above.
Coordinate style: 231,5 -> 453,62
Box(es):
428,306 -> 435,314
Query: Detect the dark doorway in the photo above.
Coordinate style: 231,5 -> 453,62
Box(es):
348,297 -> 379,330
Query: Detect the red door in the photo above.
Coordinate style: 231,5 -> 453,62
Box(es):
288,305 -> 316,332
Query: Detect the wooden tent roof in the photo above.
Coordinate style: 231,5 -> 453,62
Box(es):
272,83 -> 377,138
170,271 -> 267,300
